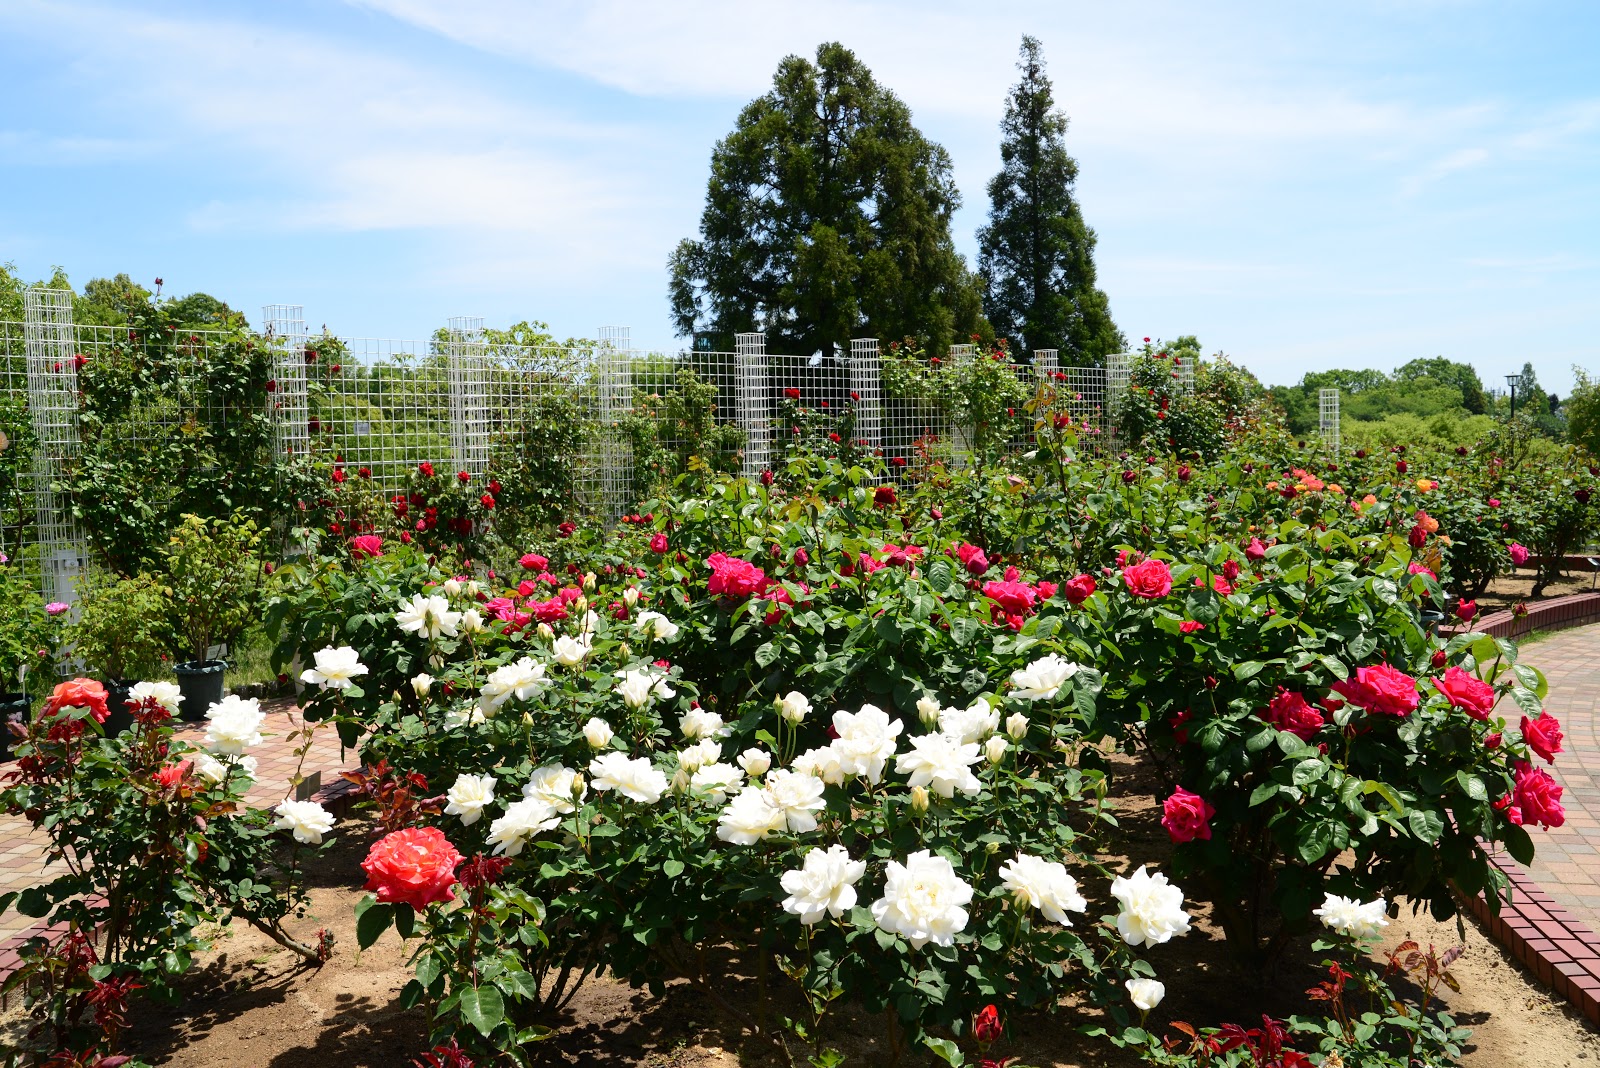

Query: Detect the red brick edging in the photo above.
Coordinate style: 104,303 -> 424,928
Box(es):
1464,857 -> 1600,1021
1443,592 -> 1600,642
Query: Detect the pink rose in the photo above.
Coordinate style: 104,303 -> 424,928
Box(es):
982,579 -> 1036,616
362,827 -> 463,910
1261,690 -> 1324,741
519,553 -> 548,571
1431,666 -> 1494,720
649,533 -> 669,554
957,543 -> 990,576
1122,558 -> 1173,599
350,535 -> 383,560
1521,711 -> 1563,764
1062,574 -> 1097,605
1244,537 -> 1266,562
1331,664 -> 1418,717
1162,786 -> 1216,843
1179,620 -> 1206,634
1508,542 -> 1529,566
707,553 -> 769,600
1513,763 -> 1565,828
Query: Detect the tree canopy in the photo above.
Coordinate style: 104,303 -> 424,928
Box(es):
977,36 -> 1122,365
668,42 -> 987,358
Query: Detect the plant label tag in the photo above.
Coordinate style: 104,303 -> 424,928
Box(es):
295,771 -> 321,801
205,644 -> 228,660
355,421 -> 372,436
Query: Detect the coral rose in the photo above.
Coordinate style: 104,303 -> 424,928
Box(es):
1121,558 -> 1173,599
362,827 -> 463,911
1431,666 -> 1494,720
1331,664 -> 1418,717
1161,786 -> 1215,843
46,678 -> 110,724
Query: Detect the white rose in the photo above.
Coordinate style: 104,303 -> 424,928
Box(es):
130,680 -> 183,714
552,634 -> 593,667
523,764 -> 586,813
622,587 -> 640,608
737,748 -> 772,777
679,707 -> 728,740
300,645 -> 369,690
444,772 -> 497,826
998,853 -> 1088,925
479,657 -> 549,715
588,752 -> 668,804
444,704 -> 486,729
775,690 -> 812,724
395,593 -> 461,640
938,700 -> 999,745
205,695 -> 265,756
616,667 -> 675,709
443,578 -> 462,597
894,733 -> 983,798
870,850 -> 973,949
780,844 -> 866,924
1111,867 -> 1192,948
1313,893 -> 1390,940
915,695 -> 942,728
487,798 -> 560,856
677,738 -> 722,773
1126,977 -> 1165,1012
764,769 -> 827,833
791,745 -> 846,786
583,717 -> 614,749
1005,712 -> 1029,741
1009,653 -> 1082,701
193,751 -> 255,784
272,799 -> 335,844
715,785 -> 787,845
460,608 -> 487,635
633,610 -> 679,642
829,704 -> 904,784
984,735 -> 1008,765
689,762 -> 745,803
411,673 -> 434,698
535,621 -> 554,641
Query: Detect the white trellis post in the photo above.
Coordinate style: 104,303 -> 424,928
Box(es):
1033,348 -> 1059,379
23,288 -> 86,616
1105,351 -> 1133,445
447,316 -> 490,476
734,332 -> 770,478
947,343 -> 975,470
849,338 -> 881,454
262,305 -> 309,461
1319,388 -> 1341,456
597,326 -> 631,521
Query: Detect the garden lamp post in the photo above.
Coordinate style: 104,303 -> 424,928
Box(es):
1506,373 -> 1521,418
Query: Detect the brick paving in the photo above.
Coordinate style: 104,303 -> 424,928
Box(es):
0,698 -> 359,952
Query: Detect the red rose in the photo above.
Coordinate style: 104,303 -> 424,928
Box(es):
1408,524 -> 1427,548
1222,558 -> 1240,581
973,1004 -> 1002,1044
331,467 -> 347,484
1063,574 -> 1097,605
1485,731 -> 1502,749
1455,599 -> 1477,622
957,543 -> 990,576
1179,620 -> 1206,634
362,827 -> 463,911
649,533 -> 669,554
1430,649 -> 1447,669
1431,666 -> 1494,720
479,493 -> 495,509
1162,786 -> 1216,843
982,579 -> 1036,616
1262,690 -> 1324,741
418,461 -> 435,478
873,485 -> 897,508
1122,558 -> 1173,599
1244,537 -> 1266,562
350,535 -> 383,560
46,678 -> 110,724
760,469 -> 775,487
1513,763 -> 1565,828
707,553 -> 769,600
1331,664 -> 1418,717
154,760 -> 192,788
1508,542 -> 1529,566
519,553 -> 548,571
1521,711 -> 1563,764
457,470 -> 471,484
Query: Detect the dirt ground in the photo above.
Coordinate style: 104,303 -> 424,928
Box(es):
1480,567 -> 1597,613
6,762 -> 1600,1066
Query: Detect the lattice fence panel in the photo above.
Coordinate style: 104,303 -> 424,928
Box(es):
1319,388 -> 1341,456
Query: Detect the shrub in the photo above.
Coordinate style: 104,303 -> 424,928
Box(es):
65,572 -> 171,680
162,513 -> 264,663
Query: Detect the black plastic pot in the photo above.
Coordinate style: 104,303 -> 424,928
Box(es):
173,661 -> 227,721
0,691 -> 26,761
102,678 -> 137,736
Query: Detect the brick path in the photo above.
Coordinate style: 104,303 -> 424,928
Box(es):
0,698 -> 358,949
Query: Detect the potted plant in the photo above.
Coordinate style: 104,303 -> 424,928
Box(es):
65,572 -> 172,735
161,514 -> 264,721
0,557 -> 67,757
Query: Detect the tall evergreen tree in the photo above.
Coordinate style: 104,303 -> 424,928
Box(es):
668,43 -> 987,357
978,36 -> 1123,364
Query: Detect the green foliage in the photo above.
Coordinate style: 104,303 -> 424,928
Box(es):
0,560 -> 64,693
616,366 -> 746,503
488,389 -> 594,537
161,513 -> 264,663
668,42 -> 988,356
1566,366 -> 1600,459
881,337 -> 1035,462
977,36 -> 1123,363
65,572 -> 172,680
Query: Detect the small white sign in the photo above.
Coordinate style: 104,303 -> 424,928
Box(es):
354,420 -> 372,436
205,644 -> 228,661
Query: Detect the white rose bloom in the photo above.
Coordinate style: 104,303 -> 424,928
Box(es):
444,772 -> 497,826
443,578 -> 462,597
1313,893 -> 1390,940
479,657 -> 550,715
1005,712 -> 1030,741
998,853 -> 1088,925
937,700 -> 999,745
1009,653 -> 1082,701
205,695 -> 265,756
552,633 -> 593,667
444,704 -> 486,729
895,733 -> 983,798
130,680 -> 183,715
633,611 -> 680,642
411,673 -> 434,698
677,738 -> 722,773
579,609 -> 600,634
870,850 -> 973,949
616,667 -> 675,709
460,609 -> 487,635
764,769 -> 827,833
1111,867 -> 1192,948
780,844 -> 867,924
583,717 -> 614,749
589,752 -> 668,804
984,735 -> 1009,765
487,798 -> 560,856
522,764 -> 586,813
395,593 -> 461,640
272,799 -> 335,844
689,762 -> 745,803
716,785 -> 787,844
737,748 -> 772,777
1126,978 -> 1165,1012
300,645 -> 369,690
792,745 -> 847,786
679,707 -> 728,740
462,580 -> 482,599
775,690 -> 812,724
535,622 -> 554,641
623,587 -> 640,608
829,704 -> 904,784
193,751 -> 256,784
915,695 -> 942,728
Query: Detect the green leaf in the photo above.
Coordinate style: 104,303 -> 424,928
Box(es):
458,984 -> 505,1037
1504,824 -> 1536,866
662,858 -> 685,878
1249,782 -> 1282,807
354,895 -> 394,950
1455,771 -> 1488,802
1408,808 -> 1444,844
923,1037 -> 964,1066
1292,759 -> 1328,787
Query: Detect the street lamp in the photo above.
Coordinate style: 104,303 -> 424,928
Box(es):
1506,373 -> 1522,418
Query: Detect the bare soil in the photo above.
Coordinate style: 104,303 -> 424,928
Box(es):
8,759 -> 1600,1067
1480,567 -> 1597,613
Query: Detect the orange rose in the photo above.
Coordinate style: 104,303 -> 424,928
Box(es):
46,678 -> 110,724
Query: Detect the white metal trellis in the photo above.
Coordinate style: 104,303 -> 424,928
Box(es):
597,326 -> 631,521
23,288 -> 86,610
946,344 -> 975,469
447,316 -> 490,476
1319,388 -> 1341,455
263,304 -> 308,460
849,338 -> 881,452
735,332 -> 770,477
1033,348 -> 1059,378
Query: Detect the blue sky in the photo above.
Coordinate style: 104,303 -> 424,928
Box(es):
1,1 -> 1596,393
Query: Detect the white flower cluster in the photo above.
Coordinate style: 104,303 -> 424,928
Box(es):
1313,893 -> 1390,940
479,657 -> 550,716
395,593 -> 461,640
299,645 -> 368,690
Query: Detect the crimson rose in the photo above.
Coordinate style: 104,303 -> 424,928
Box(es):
1162,786 -> 1216,843
1431,666 -> 1494,720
